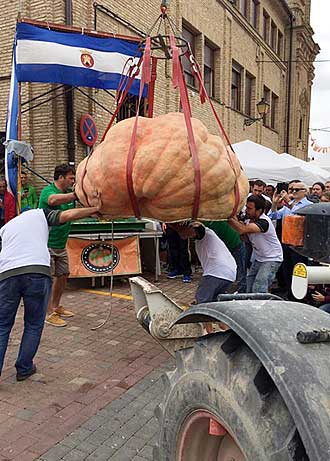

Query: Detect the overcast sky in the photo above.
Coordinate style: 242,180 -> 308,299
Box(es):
309,1 -> 330,155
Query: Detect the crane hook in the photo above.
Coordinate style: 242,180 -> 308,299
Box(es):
161,0 -> 169,14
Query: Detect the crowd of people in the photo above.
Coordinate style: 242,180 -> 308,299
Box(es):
0,168 -> 329,381
163,178 -> 330,307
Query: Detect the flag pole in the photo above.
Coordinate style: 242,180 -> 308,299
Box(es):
16,2 -> 24,212
17,80 -> 22,214
16,10 -> 22,214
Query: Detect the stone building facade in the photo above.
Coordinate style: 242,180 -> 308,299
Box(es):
0,0 -> 319,187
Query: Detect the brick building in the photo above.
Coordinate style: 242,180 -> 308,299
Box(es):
0,0 -> 319,187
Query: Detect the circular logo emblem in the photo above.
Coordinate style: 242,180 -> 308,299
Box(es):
80,52 -> 94,68
81,243 -> 120,273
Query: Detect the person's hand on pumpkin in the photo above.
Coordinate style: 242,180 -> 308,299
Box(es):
82,191 -> 103,218
311,291 -> 326,303
96,191 -> 103,211
92,191 -> 103,216
71,183 -> 79,203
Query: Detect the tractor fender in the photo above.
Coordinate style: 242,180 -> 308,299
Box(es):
173,300 -> 330,461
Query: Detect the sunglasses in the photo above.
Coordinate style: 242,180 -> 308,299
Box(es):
292,188 -> 306,192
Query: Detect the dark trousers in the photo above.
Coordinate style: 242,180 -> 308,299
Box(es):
0,274 -> 52,376
231,242 -> 247,293
320,304 -> 330,314
166,227 -> 191,276
196,275 -> 232,303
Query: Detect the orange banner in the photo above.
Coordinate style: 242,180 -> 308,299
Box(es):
67,237 -> 141,277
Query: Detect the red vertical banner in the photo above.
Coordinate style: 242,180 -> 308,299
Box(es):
67,236 -> 141,277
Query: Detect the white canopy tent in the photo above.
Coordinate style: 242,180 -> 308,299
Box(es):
232,140 -> 329,186
232,140 -> 301,185
280,153 -> 329,184
309,156 -> 330,174
309,151 -> 330,161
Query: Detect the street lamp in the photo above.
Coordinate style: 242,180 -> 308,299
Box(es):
244,98 -> 270,127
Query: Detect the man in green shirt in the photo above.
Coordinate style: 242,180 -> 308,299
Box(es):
20,171 -> 38,211
204,221 -> 247,293
39,164 -> 77,327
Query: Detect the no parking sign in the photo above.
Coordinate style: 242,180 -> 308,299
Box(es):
80,114 -> 98,147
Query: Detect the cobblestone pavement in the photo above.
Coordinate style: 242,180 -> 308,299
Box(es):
0,272 -> 199,460
39,364 -> 173,461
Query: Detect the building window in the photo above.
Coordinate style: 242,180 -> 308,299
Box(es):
271,22 -> 277,51
204,43 -> 215,97
263,86 -> 271,125
182,26 -> 196,87
251,0 -> 259,29
231,61 -> 242,111
263,10 -> 270,43
245,73 -> 255,117
298,116 -> 303,140
277,31 -> 283,58
271,93 -> 279,130
240,0 -> 248,18
117,95 -> 145,122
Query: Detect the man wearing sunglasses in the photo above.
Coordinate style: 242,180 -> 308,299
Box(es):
269,182 -> 312,219
269,181 -> 312,299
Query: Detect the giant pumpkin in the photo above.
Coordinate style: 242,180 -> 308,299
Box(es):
75,112 -> 249,222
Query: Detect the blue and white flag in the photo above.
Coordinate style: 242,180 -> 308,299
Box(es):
16,22 -> 144,95
5,22 -> 146,200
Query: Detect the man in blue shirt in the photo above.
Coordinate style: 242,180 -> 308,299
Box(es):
269,181 -> 312,220
269,182 -> 312,299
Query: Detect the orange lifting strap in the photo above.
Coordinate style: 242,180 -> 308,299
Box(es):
80,32 -> 241,220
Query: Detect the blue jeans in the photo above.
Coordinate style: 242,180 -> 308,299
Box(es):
319,303 -> 330,314
247,260 -> 282,293
196,275 -> 232,303
0,274 -> 52,376
231,243 -> 247,293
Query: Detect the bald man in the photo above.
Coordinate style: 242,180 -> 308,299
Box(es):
269,182 -> 312,220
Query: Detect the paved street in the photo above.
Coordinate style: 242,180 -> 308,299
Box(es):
0,273 -> 198,460
39,365 -> 172,461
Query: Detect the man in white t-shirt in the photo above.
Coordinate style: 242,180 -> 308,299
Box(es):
172,222 -> 237,303
0,204 -> 99,381
228,195 -> 283,293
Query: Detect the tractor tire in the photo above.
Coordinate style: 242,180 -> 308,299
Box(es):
154,331 -> 309,461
